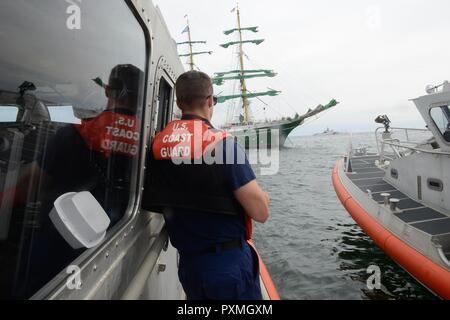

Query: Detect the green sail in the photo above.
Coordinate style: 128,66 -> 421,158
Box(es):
223,26 -> 258,35
217,89 -> 281,104
215,69 -> 274,77
179,51 -> 212,57
213,72 -> 277,86
177,40 -> 207,45
301,99 -> 339,119
220,39 -> 264,49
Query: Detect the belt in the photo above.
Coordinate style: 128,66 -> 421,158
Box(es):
181,239 -> 243,256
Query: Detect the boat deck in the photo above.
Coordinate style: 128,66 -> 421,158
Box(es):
347,156 -> 450,257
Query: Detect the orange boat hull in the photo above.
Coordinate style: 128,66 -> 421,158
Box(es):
247,240 -> 281,300
333,160 -> 450,299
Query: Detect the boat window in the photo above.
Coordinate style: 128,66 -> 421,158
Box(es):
0,0 -> 146,299
427,178 -> 443,192
390,168 -> 398,179
245,136 -> 250,149
430,106 -> 450,142
155,78 -> 173,133
47,106 -> 81,124
0,106 -> 19,122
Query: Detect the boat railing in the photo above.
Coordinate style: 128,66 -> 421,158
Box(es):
434,242 -> 450,268
374,127 -> 450,163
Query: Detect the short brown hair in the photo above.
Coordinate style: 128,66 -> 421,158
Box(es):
108,64 -> 144,111
175,71 -> 213,109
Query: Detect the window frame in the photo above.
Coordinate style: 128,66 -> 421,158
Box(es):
149,58 -> 176,141
390,168 -> 399,180
0,105 -> 20,123
29,0 -> 152,299
77,0 -> 152,236
46,105 -> 81,124
155,73 -> 174,134
429,105 -> 450,146
427,178 -> 444,192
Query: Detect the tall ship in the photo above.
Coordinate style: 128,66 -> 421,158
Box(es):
333,82 -> 450,299
212,5 -> 339,148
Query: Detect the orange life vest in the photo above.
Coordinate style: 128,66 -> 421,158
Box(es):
148,118 -> 253,240
152,119 -> 230,161
75,110 -> 140,159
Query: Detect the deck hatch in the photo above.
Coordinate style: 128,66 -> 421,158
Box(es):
411,218 -> 450,235
396,198 -> 424,210
351,163 -> 378,169
353,167 -> 384,174
353,177 -> 385,187
349,172 -> 385,180
394,207 -> 446,223
362,184 -> 397,193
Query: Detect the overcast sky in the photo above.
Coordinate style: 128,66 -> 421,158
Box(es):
153,0 -> 450,135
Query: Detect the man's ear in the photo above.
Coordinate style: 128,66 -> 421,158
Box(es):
207,96 -> 214,108
105,85 -> 111,99
176,100 -> 186,111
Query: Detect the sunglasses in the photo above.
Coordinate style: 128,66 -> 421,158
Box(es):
206,95 -> 218,106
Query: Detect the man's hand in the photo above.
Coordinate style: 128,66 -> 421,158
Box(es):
233,180 -> 270,223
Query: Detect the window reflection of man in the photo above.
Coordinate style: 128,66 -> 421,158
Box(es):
5,64 -> 143,223
67,64 -> 143,223
0,64 -> 143,298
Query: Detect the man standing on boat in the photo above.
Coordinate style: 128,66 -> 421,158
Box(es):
145,70 -> 270,300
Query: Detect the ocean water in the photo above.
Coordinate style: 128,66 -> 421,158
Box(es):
253,132 -> 437,300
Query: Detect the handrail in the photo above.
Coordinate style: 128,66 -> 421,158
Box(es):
375,126 -> 430,152
434,244 -> 450,268
374,126 -> 450,160
380,140 -> 450,155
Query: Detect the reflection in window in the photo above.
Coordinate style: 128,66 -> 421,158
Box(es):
0,1 -> 147,299
430,106 -> 450,142
47,106 -> 81,124
0,106 -> 18,122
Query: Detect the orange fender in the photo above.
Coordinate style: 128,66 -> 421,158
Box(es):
247,240 -> 281,300
332,159 -> 450,299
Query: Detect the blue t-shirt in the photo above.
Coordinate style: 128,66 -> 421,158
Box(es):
163,138 -> 256,253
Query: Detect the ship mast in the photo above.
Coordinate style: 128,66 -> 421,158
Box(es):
214,5 -> 281,125
186,17 -> 194,70
177,15 -> 212,71
236,5 -> 251,123
213,6 -> 340,128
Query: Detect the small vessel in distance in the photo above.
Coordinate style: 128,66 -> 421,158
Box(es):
213,5 -> 339,148
333,81 -> 450,299
314,127 -> 340,136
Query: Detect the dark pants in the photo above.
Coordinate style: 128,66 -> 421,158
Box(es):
178,241 -> 262,300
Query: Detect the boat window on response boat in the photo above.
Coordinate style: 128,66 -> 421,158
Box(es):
0,107 -> 19,122
0,0 -> 146,299
155,78 -> 174,133
430,105 -> 450,143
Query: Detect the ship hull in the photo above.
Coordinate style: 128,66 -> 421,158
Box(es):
226,117 -> 304,149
